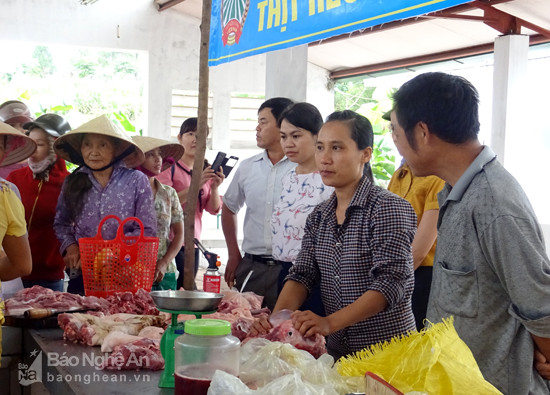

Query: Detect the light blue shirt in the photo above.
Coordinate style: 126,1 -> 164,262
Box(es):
223,151 -> 295,255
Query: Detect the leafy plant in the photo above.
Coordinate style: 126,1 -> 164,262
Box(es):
334,80 -> 397,186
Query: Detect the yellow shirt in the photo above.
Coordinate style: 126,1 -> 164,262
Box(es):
387,164 -> 445,267
0,180 -> 27,326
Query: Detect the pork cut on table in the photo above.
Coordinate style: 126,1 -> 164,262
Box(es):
244,310 -> 327,358
204,290 -> 269,341
4,285 -> 109,316
102,338 -> 164,371
58,312 -> 165,347
217,289 -> 264,313
4,286 -> 158,317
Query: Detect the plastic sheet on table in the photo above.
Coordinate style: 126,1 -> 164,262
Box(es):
208,338 -> 363,394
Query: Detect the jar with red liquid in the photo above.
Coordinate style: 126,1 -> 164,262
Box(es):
174,319 -> 240,395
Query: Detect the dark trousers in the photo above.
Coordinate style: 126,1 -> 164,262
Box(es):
175,246 -> 200,290
277,261 -> 326,317
412,265 -> 433,331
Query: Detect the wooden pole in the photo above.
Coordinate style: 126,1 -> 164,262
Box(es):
182,0 -> 212,290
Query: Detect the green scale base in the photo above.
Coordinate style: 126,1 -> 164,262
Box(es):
157,308 -> 216,388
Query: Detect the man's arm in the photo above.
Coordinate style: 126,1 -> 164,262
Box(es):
222,205 -> 241,288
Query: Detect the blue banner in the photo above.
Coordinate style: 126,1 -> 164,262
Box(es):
209,0 -> 470,66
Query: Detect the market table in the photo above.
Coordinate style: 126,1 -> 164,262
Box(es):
22,328 -> 173,394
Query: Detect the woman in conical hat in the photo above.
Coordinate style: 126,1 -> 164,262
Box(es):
0,122 -> 34,347
7,114 -> 72,292
132,135 -> 184,290
53,115 -> 156,295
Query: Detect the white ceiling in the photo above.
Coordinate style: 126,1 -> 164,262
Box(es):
158,0 -> 550,78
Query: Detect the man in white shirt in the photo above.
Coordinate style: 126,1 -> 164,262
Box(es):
222,97 -> 295,311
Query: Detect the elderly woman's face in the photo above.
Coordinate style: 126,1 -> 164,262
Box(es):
28,128 -> 51,163
81,133 -> 116,170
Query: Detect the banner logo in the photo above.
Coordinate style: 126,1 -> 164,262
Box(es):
221,0 -> 250,46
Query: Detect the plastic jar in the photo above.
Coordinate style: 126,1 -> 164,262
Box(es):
174,319 -> 240,395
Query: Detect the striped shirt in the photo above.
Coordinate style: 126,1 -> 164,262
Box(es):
287,176 -> 417,359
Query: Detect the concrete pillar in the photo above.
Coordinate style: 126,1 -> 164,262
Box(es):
491,34 -> 529,165
265,45 -> 308,101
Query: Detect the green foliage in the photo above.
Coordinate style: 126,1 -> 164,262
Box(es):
334,79 -> 397,186
21,46 -> 56,78
334,79 -> 376,112
113,111 -> 142,135
35,104 -> 74,117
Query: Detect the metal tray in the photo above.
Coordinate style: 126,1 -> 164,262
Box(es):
149,290 -> 223,312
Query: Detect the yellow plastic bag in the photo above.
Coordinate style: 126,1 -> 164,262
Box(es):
336,317 -> 502,395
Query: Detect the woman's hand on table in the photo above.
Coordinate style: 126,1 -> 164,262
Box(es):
291,310 -> 331,338
248,316 -> 273,337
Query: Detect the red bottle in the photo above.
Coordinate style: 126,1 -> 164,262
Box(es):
203,257 -> 221,293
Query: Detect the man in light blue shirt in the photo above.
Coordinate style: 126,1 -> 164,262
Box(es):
388,72 -> 550,394
222,97 -> 295,310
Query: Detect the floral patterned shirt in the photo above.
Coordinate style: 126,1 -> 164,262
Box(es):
153,179 -> 183,273
271,170 -> 333,262
54,162 -> 156,254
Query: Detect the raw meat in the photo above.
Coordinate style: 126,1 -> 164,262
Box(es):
204,291 -> 270,341
245,318 -> 327,358
102,338 -> 164,371
206,307 -> 268,341
101,331 -> 144,353
58,312 -> 165,346
4,286 -> 157,317
217,290 -> 264,313
137,326 -> 164,339
99,288 -> 159,315
5,286 -> 87,315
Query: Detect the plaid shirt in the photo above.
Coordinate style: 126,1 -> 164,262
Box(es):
287,176 -> 417,359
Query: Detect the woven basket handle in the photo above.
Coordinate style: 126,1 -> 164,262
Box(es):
116,217 -> 145,241
93,215 -> 122,240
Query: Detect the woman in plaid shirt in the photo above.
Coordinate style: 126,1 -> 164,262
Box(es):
251,110 -> 417,360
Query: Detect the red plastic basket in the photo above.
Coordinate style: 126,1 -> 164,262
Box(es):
79,215 -> 159,298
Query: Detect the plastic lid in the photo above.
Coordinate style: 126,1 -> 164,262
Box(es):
184,319 -> 231,336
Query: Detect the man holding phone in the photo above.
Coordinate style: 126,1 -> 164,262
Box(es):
221,97 -> 295,311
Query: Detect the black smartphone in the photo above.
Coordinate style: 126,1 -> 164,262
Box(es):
211,152 -> 227,173
221,156 -> 239,177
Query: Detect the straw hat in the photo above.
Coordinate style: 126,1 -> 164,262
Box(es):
0,122 -> 37,167
131,135 -> 184,172
54,115 -> 144,168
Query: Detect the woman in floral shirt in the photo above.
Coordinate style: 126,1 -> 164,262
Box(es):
53,115 -> 156,294
133,136 -> 184,290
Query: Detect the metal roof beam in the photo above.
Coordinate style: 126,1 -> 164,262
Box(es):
329,34 -> 550,80
155,0 -> 187,12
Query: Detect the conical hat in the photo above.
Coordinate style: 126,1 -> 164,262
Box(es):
54,115 -> 144,168
0,122 -> 37,167
131,135 -> 184,172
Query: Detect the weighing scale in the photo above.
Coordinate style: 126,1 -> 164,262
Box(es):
150,290 -> 223,389
157,308 -> 216,388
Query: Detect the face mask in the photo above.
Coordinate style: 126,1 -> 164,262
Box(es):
28,135 -> 56,175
